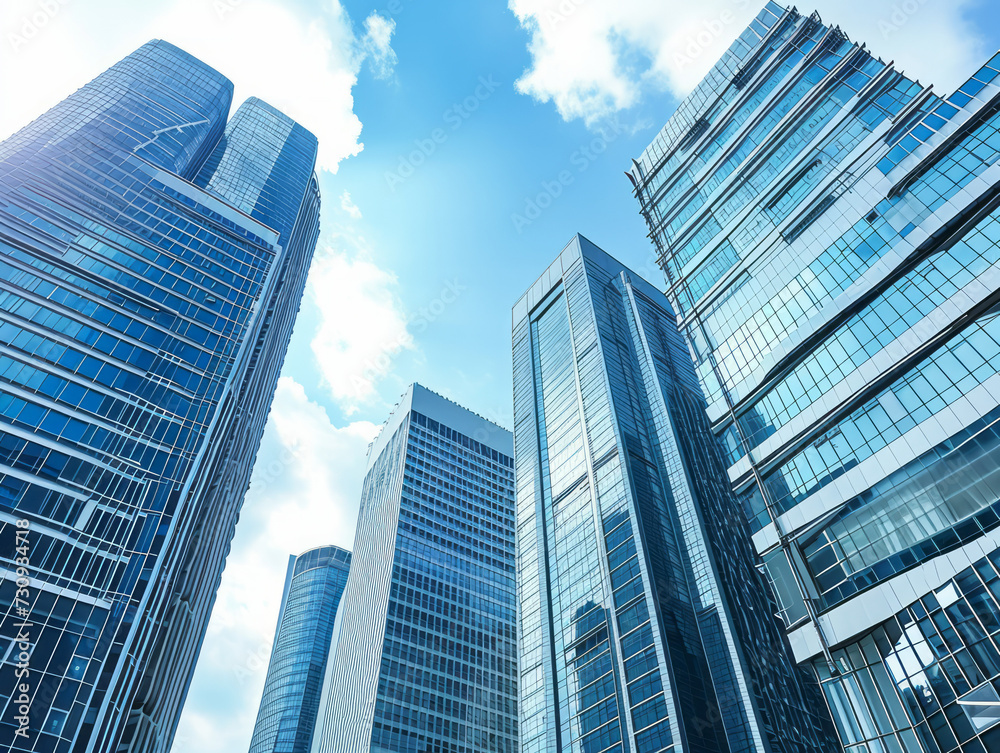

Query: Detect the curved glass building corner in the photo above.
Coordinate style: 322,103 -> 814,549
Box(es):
630,2 -> 1000,750
248,546 -> 351,753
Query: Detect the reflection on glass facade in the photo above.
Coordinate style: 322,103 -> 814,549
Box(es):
512,235 -> 837,753
0,41 -> 321,752
817,550 -> 1000,753
630,2 -> 1000,750
248,546 -> 350,753
311,384 -> 517,753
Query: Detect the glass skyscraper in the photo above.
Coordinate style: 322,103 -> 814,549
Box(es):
512,234 -> 838,753
0,41 -> 320,752
630,2 -> 1000,751
311,384 -> 518,753
248,546 -> 351,753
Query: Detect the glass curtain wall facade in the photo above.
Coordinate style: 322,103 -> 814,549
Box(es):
512,235 -> 837,753
630,2 -> 1000,751
310,384 -> 518,753
248,546 -> 351,753
0,41 -> 320,753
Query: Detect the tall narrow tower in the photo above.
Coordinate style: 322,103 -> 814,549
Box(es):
311,384 -> 519,753
512,235 -> 838,753
248,546 -> 351,753
0,40 -> 320,752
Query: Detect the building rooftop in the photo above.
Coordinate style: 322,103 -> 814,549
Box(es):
367,383 -> 513,470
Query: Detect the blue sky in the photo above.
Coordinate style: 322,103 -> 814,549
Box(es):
1,0 -> 999,749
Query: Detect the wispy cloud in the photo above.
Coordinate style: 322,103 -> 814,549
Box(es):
308,246 -> 414,413
361,12 -> 398,79
339,190 -> 363,219
174,377 -> 378,753
509,0 -> 986,125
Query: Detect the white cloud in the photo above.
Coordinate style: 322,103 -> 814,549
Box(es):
308,246 -> 414,412
0,0 -> 398,173
509,0 -> 987,125
147,0 -> 366,173
361,12 -> 398,80
339,190 -> 363,219
173,377 -> 378,753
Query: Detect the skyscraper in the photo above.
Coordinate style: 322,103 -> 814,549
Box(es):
630,3 -> 1000,751
0,41 -> 320,752
311,384 -> 518,753
248,546 -> 351,753
512,234 -> 838,753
